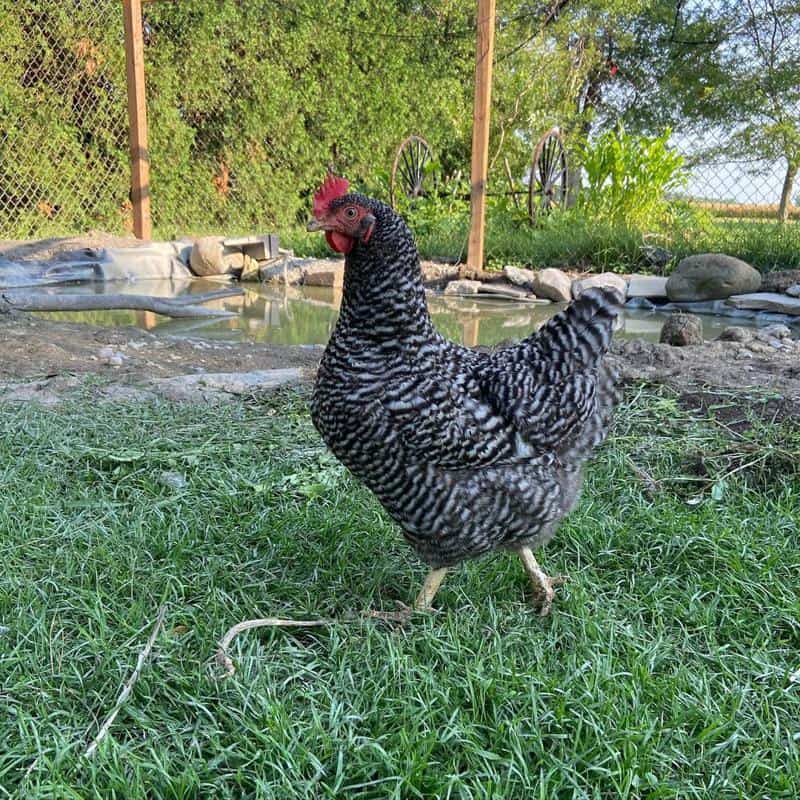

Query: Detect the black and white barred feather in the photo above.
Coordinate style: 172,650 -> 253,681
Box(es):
311,194 -> 623,568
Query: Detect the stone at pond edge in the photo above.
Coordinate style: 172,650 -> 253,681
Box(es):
572,272 -> 628,301
503,266 -> 536,289
666,253 -> 761,302
477,283 -> 550,303
786,284 -> 800,298
190,236 -> 229,277
304,267 -> 344,288
754,323 -> 792,341
725,292 -> 800,316
444,279 -> 482,295
717,326 -> 752,343
531,268 -> 572,302
627,275 -> 668,299
660,313 -> 703,346
239,255 -> 261,282
761,270 -> 800,294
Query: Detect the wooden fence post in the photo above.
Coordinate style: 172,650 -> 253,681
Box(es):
122,0 -> 152,239
465,0 -> 496,276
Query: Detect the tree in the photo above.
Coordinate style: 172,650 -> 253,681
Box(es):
607,0 -> 800,220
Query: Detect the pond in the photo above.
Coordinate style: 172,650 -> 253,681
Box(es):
34,278 -> 771,347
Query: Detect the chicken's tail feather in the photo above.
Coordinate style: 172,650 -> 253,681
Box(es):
532,287 -> 623,372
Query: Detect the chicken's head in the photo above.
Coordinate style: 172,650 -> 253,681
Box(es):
306,175 -> 376,255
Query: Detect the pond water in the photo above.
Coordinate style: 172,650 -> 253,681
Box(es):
35,278 -> 766,347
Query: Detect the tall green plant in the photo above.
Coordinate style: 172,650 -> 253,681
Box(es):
579,127 -> 686,228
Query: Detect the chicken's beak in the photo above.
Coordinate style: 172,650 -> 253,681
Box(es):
306,218 -> 323,232
361,214 -> 376,243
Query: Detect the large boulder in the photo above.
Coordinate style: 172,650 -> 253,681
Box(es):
531,268 -> 572,302
572,272 -> 627,300
666,254 -> 761,301
660,313 -> 703,346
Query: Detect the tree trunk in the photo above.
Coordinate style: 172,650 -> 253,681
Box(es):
778,161 -> 798,222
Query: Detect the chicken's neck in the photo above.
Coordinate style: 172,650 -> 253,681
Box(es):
334,218 -> 436,348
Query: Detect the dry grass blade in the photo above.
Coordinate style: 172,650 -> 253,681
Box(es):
84,605 -> 167,758
215,617 -> 333,678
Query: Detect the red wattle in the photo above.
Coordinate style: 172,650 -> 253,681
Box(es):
326,231 -> 354,254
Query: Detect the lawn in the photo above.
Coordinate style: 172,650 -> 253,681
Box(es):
1,387 -> 799,798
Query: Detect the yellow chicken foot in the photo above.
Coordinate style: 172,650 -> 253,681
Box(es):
517,546 -> 568,616
368,567 -> 449,624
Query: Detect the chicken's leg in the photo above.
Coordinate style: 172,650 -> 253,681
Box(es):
517,547 -> 567,616
368,567 -> 448,623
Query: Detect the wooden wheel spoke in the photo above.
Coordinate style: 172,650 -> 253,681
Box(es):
528,128 -> 568,223
390,135 -> 435,204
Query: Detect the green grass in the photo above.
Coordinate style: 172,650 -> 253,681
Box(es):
1,387 -> 799,798
282,205 -> 800,274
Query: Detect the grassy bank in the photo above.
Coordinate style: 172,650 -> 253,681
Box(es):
1,388 -> 799,798
282,210 -> 800,274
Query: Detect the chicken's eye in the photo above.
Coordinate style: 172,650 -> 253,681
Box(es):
343,207 -> 358,220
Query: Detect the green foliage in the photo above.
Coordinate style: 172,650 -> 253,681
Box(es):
579,127 -> 687,228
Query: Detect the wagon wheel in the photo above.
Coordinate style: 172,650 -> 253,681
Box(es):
390,135 -> 434,207
528,128 -> 568,223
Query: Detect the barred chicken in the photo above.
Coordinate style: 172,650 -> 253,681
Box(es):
307,175 -> 622,619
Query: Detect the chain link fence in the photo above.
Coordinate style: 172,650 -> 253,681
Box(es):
666,0 -> 800,222
1,1 -> 798,245
0,1 -> 131,240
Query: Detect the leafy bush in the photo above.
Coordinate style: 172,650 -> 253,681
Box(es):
579,127 -> 687,229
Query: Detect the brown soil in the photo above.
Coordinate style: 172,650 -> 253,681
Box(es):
1,310 -> 799,421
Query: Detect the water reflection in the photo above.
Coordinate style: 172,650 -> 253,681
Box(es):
34,279 -> 759,346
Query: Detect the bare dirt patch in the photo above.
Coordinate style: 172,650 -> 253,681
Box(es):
1,310 -> 799,420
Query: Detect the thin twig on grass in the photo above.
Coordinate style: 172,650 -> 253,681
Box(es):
215,617 -> 332,678
84,604 -> 167,758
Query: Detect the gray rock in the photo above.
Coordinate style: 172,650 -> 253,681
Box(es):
627,275 -> 668,299
444,279 -> 482,296
659,313 -> 703,346
304,266 -> 344,288
222,251 -> 245,272
503,265 -> 536,289
189,236 -> 228,277
755,323 -> 792,340
725,292 -> 800,316
572,272 -> 628,300
154,368 -> 308,401
786,284 -> 800,298
100,246 -> 193,282
666,253 -> 761,301
717,326 -> 752,343
531,268 -> 572,302
761,270 -> 800,293
239,255 -> 261,282
477,283 -> 551,303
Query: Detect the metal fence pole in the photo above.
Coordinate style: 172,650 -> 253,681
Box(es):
122,0 -> 151,239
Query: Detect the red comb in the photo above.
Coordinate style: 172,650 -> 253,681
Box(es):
313,174 -> 350,217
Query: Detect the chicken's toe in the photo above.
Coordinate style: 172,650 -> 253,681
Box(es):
533,574 -> 568,616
